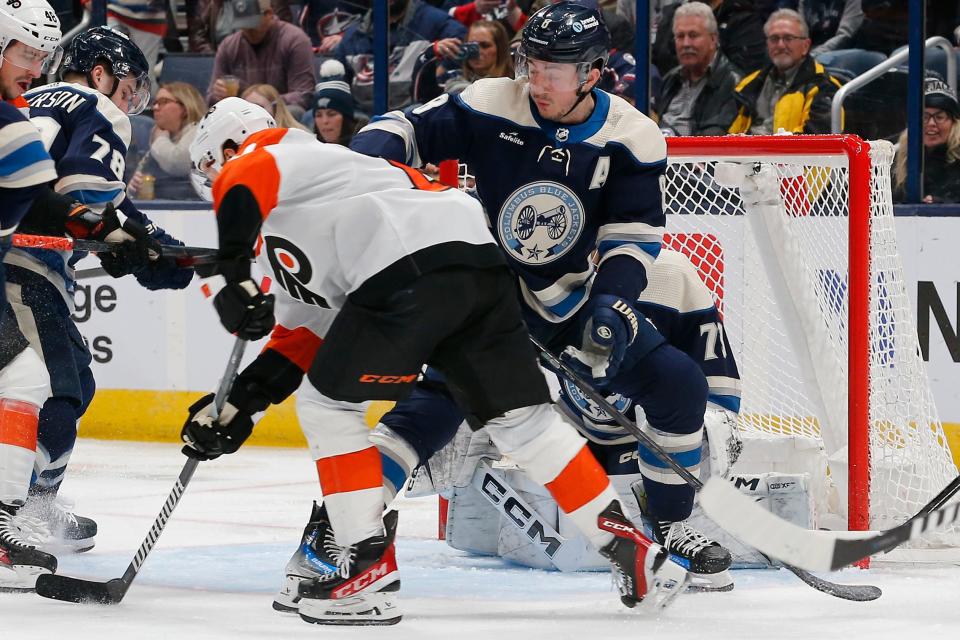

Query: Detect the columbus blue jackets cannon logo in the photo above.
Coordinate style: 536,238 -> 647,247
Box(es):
559,377 -> 634,440
498,181 -> 584,265
264,235 -> 330,308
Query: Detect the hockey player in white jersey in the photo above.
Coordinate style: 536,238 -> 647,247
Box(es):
1,27 -> 193,577
180,98 -> 689,625
350,1 -> 733,584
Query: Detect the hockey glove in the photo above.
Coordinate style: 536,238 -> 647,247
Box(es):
209,256 -> 275,339
180,396 -> 251,460
214,279 -> 276,340
94,207 -> 163,277
181,369 -> 274,459
561,294 -> 641,384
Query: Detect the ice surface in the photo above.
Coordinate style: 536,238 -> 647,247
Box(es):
2,440 -> 958,639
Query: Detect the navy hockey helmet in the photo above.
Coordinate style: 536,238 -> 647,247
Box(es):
62,26 -> 150,114
518,2 -> 611,76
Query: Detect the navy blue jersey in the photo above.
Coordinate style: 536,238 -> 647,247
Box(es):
351,77 -> 667,328
8,83 -> 191,298
557,250 -> 741,445
0,100 -> 57,235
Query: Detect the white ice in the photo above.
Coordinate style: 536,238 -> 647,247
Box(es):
2,439 -> 958,640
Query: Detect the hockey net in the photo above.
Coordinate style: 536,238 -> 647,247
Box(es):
663,135 -> 958,545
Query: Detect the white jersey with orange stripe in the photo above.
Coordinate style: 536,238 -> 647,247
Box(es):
213,127 -> 504,313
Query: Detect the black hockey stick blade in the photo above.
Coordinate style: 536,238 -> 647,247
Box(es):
757,556 -> 881,601
35,575 -> 127,605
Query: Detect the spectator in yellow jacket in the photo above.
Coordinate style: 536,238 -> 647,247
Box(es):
728,8 -> 843,135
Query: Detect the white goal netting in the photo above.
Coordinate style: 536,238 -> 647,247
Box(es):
662,136 -> 958,544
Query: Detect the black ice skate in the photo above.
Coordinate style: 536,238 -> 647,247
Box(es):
273,501 -> 341,613
20,496 -> 97,553
0,502 -> 57,592
652,518 -> 734,592
597,501 -> 688,611
297,510 -> 401,626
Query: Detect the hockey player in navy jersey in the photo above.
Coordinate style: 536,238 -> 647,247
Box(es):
348,1 -> 734,588
0,0 -> 65,591
0,27 -> 193,573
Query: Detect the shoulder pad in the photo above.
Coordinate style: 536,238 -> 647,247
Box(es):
27,82 -> 131,149
456,77 -> 539,129
584,92 -> 666,165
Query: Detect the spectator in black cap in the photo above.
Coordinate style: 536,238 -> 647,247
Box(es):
894,78 -> 960,204
312,60 -> 368,145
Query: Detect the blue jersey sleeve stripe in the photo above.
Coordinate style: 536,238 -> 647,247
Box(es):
64,188 -> 123,204
597,238 -> 662,259
0,139 -> 53,177
544,284 -> 588,318
708,394 -> 741,413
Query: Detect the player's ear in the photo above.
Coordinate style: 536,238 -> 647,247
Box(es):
586,67 -> 602,91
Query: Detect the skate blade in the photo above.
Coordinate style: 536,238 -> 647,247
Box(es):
272,574 -> 306,613
0,564 -> 53,592
685,569 -> 734,593
39,539 -> 95,555
639,573 -> 689,612
299,592 -> 401,626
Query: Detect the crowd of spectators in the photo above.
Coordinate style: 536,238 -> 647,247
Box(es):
55,0 -> 960,203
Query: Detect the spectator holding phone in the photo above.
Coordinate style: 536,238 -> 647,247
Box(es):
448,0 -> 527,37
447,20 -> 514,88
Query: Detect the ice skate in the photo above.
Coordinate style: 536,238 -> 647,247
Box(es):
19,495 -> 97,554
273,501 -> 340,613
651,518 -> 733,592
597,501 -> 688,610
297,510 -> 401,626
0,502 -> 57,592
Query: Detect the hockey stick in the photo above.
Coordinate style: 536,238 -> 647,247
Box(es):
34,336 -> 248,605
531,337 -> 883,602
908,474 -> 960,521
11,233 -> 218,267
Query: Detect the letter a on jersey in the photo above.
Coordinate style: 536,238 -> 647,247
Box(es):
589,156 -> 610,190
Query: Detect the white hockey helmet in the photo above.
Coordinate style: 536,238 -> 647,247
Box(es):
0,0 -> 63,74
189,97 -> 276,200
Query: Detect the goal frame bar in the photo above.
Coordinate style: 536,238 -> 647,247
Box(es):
666,134 -> 873,534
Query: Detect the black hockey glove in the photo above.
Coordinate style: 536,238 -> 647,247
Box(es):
181,373 -> 274,460
96,209 -> 163,277
561,294 -> 641,384
211,257 -> 275,340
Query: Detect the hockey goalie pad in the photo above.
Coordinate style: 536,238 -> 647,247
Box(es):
405,423 -> 500,498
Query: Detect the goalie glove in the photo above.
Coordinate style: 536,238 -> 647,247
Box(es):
561,294 -> 641,384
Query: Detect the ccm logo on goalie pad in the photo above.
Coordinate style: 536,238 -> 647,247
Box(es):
480,473 -> 563,557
